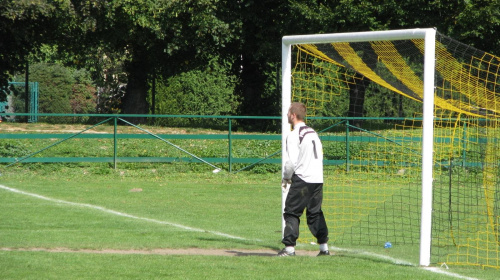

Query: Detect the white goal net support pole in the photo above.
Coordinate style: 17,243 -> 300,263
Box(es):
281,40 -> 292,237
281,28 -> 436,267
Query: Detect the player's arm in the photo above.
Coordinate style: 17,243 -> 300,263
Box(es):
282,160 -> 294,188
282,134 -> 298,188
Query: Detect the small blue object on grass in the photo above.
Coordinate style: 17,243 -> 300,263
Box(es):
384,242 -> 392,249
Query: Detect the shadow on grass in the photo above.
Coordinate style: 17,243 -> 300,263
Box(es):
197,237 -> 281,256
225,250 -> 277,257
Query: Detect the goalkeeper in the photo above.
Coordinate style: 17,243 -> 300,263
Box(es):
278,102 -> 330,257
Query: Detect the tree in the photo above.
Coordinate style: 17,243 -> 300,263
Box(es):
149,57 -> 239,127
282,0 -> 500,119
0,0 -> 68,100
12,63 -> 97,120
64,0 -> 238,122
451,0 -> 500,54
235,0 -> 287,116
283,1 -> 387,121
3,0 -> 500,123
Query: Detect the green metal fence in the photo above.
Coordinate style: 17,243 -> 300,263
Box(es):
0,113 -> 475,173
4,82 -> 39,123
0,113 -> 284,172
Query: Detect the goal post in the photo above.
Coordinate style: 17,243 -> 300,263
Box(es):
419,29 -> 436,267
282,28 -> 500,269
282,28 -> 436,266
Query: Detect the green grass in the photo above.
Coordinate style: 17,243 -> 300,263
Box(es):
0,167 -> 498,279
0,250 -> 464,280
0,122 -> 498,279
0,168 -> 278,249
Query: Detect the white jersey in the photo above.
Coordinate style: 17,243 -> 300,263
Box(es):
283,122 -> 323,183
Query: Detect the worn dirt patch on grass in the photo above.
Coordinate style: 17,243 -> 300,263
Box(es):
0,247 -> 320,257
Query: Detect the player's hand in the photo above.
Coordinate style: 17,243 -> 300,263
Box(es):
281,178 -> 291,189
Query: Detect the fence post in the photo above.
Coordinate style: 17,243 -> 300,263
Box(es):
228,118 -> 232,173
114,117 -> 118,169
346,120 -> 350,172
462,121 -> 467,167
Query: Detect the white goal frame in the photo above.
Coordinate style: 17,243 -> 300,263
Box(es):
281,28 -> 436,267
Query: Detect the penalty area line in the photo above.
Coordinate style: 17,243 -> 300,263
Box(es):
0,184 -> 251,242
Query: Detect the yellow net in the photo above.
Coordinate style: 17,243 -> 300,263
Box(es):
291,32 -> 500,269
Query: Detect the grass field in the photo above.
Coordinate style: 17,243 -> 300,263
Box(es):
0,122 -> 498,279
0,166 -> 497,280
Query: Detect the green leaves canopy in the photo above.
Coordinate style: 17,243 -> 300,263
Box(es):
2,0 -> 500,118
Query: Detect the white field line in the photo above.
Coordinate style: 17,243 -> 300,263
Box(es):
422,267 -> 480,280
0,184 -> 480,279
0,184 -> 248,241
329,246 -> 480,280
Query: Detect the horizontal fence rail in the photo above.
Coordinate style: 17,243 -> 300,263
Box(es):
0,113 -> 485,172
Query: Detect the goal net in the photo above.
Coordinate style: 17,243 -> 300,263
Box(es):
282,28 -> 500,269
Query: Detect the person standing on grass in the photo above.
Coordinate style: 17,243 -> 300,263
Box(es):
278,102 -> 330,257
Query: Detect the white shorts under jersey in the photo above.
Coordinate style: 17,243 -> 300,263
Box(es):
283,122 -> 323,183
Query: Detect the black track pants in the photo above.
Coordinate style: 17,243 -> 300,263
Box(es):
282,174 -> 329,247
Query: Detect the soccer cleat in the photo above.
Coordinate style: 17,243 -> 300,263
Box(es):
277,248 -> 296,257
317,250 -> 330,256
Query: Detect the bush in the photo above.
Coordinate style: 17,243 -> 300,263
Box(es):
149,59 -> 239,128
12,63 -> 97,122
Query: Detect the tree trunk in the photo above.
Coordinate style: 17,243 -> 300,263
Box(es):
121,51 -> 150,124
240,55 -> 263,115
348,76 -> 370,128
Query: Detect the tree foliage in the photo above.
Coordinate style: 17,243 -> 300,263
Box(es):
63,0 -> 239,120
1,0 -> 500,124
12,63 -> 96,119
149,58 -> 239,127
0,0 -> 69,99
